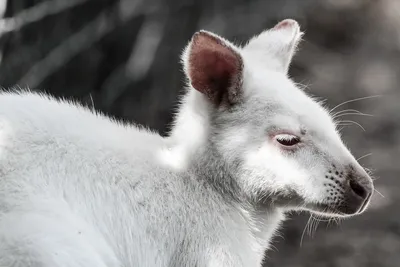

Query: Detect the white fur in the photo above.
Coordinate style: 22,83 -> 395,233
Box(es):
159,89 -> 211,171
0,19 -> 373,267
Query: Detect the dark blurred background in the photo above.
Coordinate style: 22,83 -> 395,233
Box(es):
0,0 -> 399,266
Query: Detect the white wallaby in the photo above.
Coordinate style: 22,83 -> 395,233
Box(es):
0,19 -> 373,267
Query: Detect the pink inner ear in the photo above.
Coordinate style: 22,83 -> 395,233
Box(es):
188,32 -> 242,105
274,19 -> 296,30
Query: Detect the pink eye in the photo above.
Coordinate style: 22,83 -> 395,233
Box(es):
275,134 -> 300,147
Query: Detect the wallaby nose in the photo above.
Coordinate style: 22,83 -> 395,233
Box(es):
349,179 -> 373,212
349,179 -> 370,199
339,163 -> 374,215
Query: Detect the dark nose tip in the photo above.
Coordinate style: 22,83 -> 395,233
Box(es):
349,179 -> 370,199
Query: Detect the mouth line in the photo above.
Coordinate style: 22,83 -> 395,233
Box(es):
315,209 -> 347,218
304,203 -> 348,218
307,209 -> 349,219
358,193 -> 372,213
309,196 -> 372,217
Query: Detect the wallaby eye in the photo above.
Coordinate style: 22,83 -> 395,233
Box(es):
275,134 -> 300,147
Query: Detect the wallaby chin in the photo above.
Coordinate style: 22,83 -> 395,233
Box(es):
0,19 -> 373,267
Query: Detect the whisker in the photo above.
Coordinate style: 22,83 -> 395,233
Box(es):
294,81 -> 312,91
333,217 -> 342,227
364,167 -> 374,174
338,120 -> 366,131
300,216 -> 312,247
327,217 -> 339,228
374,188 -> 385,198
337,124 -> 352,132
330,95 -> 382,113
309,216 -> 316,236
357,153 -> 372,162
308,215 -> 315,236
310,214 -> 331,223
333,113 -> 374,119
336,122 -> 353,126
306,218 -> 312,237
332,109 -> 363,117
312,217 -> 320,237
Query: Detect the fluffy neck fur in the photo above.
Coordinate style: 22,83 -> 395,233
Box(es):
165,87 -> 285,255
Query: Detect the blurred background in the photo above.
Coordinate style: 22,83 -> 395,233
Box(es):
0,0 -> 399,266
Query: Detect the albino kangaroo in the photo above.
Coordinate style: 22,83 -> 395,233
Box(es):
0,19 -> 373,267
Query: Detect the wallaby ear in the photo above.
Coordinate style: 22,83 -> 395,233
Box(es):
182,31 -> 243,106
243,19 -> 303,74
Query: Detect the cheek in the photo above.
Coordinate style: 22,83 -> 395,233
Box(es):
242,142 -> 308,191
217,126 -> 249,159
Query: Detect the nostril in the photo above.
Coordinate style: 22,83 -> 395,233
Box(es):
349,180 -> 368,199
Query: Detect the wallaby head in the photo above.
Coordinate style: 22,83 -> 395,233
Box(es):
168,19 -> 374,218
